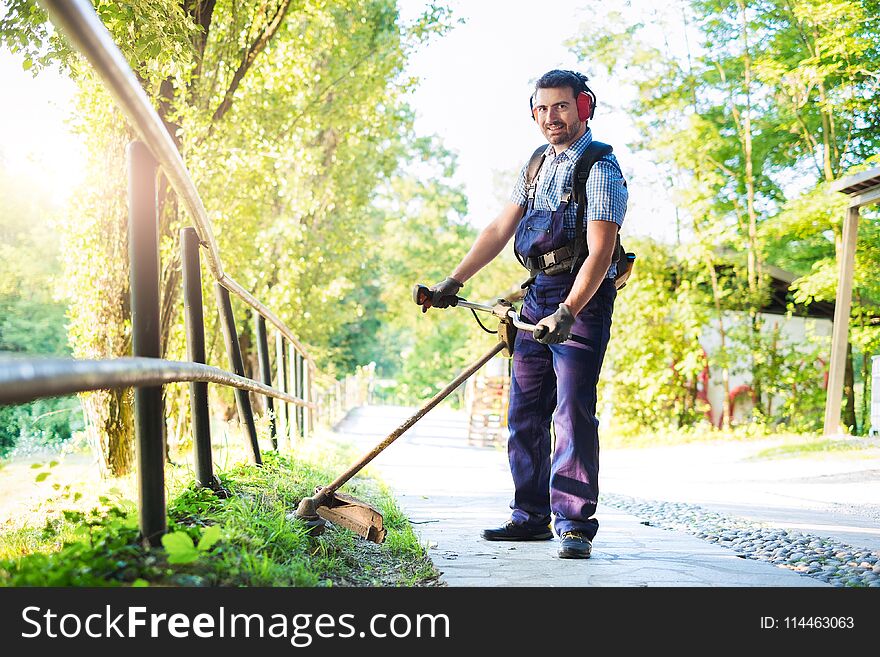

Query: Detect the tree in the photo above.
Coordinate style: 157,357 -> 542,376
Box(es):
1,0 -> 456,473
0,162 -> 83,455
370,137 -> 524,404
569,0 -> 880,432
598,237 -> 712,432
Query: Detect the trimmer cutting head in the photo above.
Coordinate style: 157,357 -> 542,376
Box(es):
294,495 -> 328,536
295,488 -> 387,544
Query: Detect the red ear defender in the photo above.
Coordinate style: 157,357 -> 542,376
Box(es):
576,90 -> 594,122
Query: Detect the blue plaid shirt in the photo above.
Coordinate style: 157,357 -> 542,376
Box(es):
510,129 -> 628,278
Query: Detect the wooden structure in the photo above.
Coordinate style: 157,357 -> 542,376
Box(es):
465,356 -> 511,447
825,167 -> 880,435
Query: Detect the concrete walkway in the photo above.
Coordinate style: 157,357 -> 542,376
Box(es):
331,405 -> 880,587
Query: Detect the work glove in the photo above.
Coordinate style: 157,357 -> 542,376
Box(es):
422,277 -> 463,313
534,303 -> 575,344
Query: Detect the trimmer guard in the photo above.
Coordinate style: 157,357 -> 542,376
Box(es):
316,490 -> 387,544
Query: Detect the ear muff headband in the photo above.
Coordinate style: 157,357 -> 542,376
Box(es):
530,71 -> 597,122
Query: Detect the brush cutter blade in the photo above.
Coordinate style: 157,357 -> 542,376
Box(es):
317,492 -> 387,544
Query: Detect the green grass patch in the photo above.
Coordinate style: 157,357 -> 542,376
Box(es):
750,437 -> 880,460
601,423 -> 787,449
0,450 -> 440,587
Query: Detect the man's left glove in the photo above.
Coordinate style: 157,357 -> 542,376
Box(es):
422,277 -> 463,313
534,303 -> 575,344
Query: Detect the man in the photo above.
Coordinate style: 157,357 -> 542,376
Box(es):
421,70 -> 628,559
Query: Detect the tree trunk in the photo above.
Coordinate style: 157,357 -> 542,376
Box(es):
80,389 -> 134,478
65,115 -> 137,477
735,1 -> 764,411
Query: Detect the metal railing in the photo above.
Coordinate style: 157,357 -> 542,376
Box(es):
0,0 -> 349,546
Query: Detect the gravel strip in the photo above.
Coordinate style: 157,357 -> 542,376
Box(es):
601,492 -> 880,588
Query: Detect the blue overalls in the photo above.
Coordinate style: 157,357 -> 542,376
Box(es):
508,187 -> 617,539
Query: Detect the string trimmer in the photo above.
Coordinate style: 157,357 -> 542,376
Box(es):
294,285 -> 567,542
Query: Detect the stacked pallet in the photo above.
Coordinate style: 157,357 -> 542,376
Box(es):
465,357 -> 510,447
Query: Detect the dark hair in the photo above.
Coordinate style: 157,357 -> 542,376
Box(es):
534,69 -> 589,100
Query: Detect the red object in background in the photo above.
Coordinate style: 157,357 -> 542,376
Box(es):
728,384 -> 754,421
694,348 -> 715,426
818,357 -> 829,389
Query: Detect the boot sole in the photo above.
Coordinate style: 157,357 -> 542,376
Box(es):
482,533 -> 553,541
558,548 -> 592,559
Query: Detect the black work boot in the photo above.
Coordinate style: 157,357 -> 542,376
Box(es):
482,521 -> 553,541
558,531 -> 592,558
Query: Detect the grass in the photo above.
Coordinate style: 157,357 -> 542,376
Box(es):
750,437 -> 880,460
599,421 -> 791,449
599,422 -> 880,461
0,433 -> 441,588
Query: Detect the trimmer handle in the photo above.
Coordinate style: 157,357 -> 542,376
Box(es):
412,284 -> 432,306
412,283 -> 461,308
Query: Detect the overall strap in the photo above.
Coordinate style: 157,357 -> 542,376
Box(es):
524,144 -> 548,208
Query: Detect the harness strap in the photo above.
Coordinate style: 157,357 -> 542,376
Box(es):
519,140 -> 624,278
525,144 -> 549,203
570,141 -> 613,271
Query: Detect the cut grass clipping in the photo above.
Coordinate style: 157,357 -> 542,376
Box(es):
0,451 -> 440,587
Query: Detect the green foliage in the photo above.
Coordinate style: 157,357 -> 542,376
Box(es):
0,161 -> 85,456
601,238 -> 713,432
0,450 -> 438,586
364,137 -> 525,403
1,0 -> 460,468
727,316 -> 830,432
0,400 -> 81,457
160,525 -> 220,564
570,0 -> 880,433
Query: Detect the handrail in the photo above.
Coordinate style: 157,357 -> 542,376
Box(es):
3,0 -> 355,545
0,357 -> 314,408
40,0 -> 311,358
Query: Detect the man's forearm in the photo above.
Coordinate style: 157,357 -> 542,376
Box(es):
450,204 -> 523,284
563,255 -> 611,316
451,228 -> 508,283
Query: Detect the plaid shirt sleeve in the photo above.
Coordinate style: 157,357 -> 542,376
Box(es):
509,162 -> 529,207
585,155 -> 628,228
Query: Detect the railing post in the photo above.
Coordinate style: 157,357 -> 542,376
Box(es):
254,311 -> 277,450
276,333 -> 289,449
290,349 -> 298,440
304,360 -> 313,437
181,227 -> 215,488
293,350 -> 302,440
214,283 -> 262,465
128,140 -> 166,546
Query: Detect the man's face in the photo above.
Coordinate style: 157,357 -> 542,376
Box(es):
532,86 -> 584,149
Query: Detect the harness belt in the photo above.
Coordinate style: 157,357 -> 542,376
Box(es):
523,244 -> 581,275
524,234 -> 622,278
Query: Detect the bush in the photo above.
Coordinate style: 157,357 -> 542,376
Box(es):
0,396 -> 83,458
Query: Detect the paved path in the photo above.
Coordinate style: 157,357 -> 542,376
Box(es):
331,405 -> 880,587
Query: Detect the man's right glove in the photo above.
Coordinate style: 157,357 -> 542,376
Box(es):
422,277 -> 463,313
534,303 -> 575,344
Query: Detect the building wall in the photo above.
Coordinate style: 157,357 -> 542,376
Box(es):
699,312 -> 832,427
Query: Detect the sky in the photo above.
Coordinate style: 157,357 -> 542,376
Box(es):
0,0 -> 676,241
0,52 -> 83,208
397,0 -> 676,241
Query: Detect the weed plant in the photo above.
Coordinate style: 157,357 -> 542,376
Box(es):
0,450 -> 440,587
